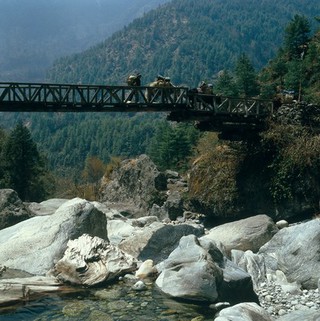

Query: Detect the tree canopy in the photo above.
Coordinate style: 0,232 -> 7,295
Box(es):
284,14 -> 311,60
0,122 -> 52,201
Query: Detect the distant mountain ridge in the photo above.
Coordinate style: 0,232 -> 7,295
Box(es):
0,0 -> 170,82
46,0 -> 320,87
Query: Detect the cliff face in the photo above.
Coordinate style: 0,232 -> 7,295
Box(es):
274,103 -> 320,128
99,146 -> 319,223
99,154 -> 167,217
99,154 -> 191,220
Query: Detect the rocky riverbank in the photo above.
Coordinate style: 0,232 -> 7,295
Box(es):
257,279 -> 320,318
0,155 -> 319,320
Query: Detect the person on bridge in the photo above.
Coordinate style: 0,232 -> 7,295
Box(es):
127,73 -> 141,86
126,73 -> 141,103
197,81 -> 213,94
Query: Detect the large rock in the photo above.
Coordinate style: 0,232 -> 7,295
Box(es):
51,234 -> 136,286
0,189 -> 32,230
218,258 -> 259,305
27,198 -> 69,216
203,215 -> 278,256
150,190 -> 185,221
108,217 -> 204,263
156,234 -> 258,304
156,235 -> 223,302
214,302 -> 273,321
0,198 -> 108,275
99,154 -> 167,217
231,250 -> 267,291
259,218 -> 320,289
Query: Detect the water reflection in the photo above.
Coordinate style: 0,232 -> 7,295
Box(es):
0,282 -> 216,321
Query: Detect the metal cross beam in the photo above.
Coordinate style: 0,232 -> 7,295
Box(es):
0,82 -> 275,133
0,82 -> 189,112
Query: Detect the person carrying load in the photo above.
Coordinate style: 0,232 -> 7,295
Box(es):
127,73 -> 141,86
126,73 -> 142,102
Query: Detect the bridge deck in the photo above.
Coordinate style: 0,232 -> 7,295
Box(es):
0,82 -> 274,132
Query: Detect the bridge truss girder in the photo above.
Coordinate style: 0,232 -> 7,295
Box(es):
0,82 -> 274,134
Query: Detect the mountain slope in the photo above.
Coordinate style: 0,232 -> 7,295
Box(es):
0,0 -> 170,81
1,0 -> 320,180
47,0 -> 320,87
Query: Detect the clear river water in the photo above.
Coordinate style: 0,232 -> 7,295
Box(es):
0,280 -> 216,321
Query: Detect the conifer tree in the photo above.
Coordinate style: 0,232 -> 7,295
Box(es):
284,14 -> 310,60
147,122 -> 199,171
235,54 -> 260,97
214,70 -> 238,97
2,122 -> 50,201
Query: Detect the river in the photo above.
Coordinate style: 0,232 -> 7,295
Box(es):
0,279 -> 216,321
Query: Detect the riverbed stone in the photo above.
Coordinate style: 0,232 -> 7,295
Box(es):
156,234 -> 258,304
27,198 -> 68,216
0,198 -> 108,275
231,250 -> 267,291
276,309 -> 320,321
156,234 -> 223,302
0,189 -> 32,229
135,259 -> 157,279
52,234 -> 136,286
214,302 -> 273,321
109,218 -> 204,264
259,218 -> 320,289
203,214 -> 278,256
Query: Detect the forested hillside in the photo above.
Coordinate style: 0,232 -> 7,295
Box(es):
47,0 -> 320,86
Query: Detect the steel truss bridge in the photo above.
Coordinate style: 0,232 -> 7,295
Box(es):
0,82 -> 274,134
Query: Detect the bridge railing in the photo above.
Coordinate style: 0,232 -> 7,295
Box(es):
188,93 -> 274,117
0,82 -> 274,119
0,82 -> 189,110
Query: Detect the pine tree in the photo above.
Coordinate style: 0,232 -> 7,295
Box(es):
2,122 -> 50,201
214,70 -> 238,97
235,54 -> 260,97
147,122 -> 200,171
284,14 -> 310,60
147,122 -> 174,169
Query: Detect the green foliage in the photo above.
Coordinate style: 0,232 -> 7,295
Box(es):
1,112 -> 164,176
0,123 -> 53,201
284,14 -> 310,60
213,54 -> 259,98
46,0 -> 320,87
259,15 -> 320,102
1,1 -> 320,209
147,121 -> 200,171
260,125 -> 320,211
283,59 -> 306,93
189,121 -> 320,217
214,70 -> 238,97
235,54 -> 260,97
1,1 -> 320,185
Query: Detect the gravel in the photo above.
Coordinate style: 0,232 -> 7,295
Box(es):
256,280 -> 320,319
